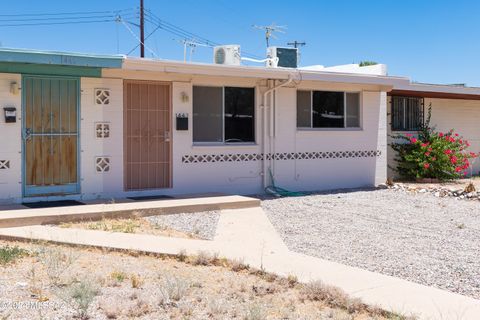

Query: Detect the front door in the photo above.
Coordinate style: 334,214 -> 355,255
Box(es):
23,76 -> 80,197
124,80 -> 172,190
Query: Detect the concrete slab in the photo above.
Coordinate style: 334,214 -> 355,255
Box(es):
0,206 -> 479,319
0,195 -> 260,228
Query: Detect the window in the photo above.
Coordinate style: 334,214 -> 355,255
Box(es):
297,90 -> 360,128
193,86 -> 255,143
391,96 -> 423,131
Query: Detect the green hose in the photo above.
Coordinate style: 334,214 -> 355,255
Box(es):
265,169 -> 306,197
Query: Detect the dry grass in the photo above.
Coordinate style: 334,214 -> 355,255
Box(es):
59,216 -> 202,239
0,239 -> 414,320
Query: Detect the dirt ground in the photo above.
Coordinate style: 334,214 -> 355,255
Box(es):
0,240 -> 406,320
58,217 -> 201,239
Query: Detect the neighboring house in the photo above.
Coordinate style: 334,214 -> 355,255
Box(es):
387,82 -> 480,177
0,48 -> 402,203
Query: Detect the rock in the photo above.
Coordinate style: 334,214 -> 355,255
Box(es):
419,189 -> 427,193
434,192 -> 441,197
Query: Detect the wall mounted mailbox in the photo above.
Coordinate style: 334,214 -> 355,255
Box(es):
3,107 -> 16,123
176,113 -> 188,131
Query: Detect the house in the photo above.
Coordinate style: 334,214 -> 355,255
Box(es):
386,82 -> 480,177
0,48 -> 404,203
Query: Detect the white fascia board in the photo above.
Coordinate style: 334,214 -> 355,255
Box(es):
122,58 -> 407,88
393,82 -> 480,95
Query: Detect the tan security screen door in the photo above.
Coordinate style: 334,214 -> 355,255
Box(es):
124,80 -> 172,190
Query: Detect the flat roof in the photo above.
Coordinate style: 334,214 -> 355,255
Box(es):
122,57 -> 409,88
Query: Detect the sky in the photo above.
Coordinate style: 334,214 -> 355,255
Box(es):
1,0 -> 479,86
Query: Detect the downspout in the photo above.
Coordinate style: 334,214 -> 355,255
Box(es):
261,76 -> 294,189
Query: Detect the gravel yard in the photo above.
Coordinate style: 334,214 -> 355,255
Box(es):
145,211 -> 220,240
262,188 -> 480,299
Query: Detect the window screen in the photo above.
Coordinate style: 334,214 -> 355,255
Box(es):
296,91 -> 311,127
224,87 -> 255,143
193,86 -> 223,142
346,93 -> 360,127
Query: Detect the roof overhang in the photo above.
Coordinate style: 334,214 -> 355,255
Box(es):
0,48 -> 124,77
122,57 -> 407,89
390,83 -> 480,100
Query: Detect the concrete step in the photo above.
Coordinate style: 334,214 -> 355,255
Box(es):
0,195 -> 260,228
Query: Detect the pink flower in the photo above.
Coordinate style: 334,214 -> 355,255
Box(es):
455,133 -> 459,137
410,138 -> 417,143
450,156 -> 458,164
464,171 -> 468,176
470,152 -> 477,157
405,133 -> 412,137
428,147 -> 433,152
425,152 -> 431,156
439,132 -> 444,137
444,149 -> 452,155
455,167 -> 462,172
421,143 -> 428,147
424,163 -> 430,169
431,157 -> 436,161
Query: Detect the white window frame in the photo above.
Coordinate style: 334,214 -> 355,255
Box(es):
297,90 -> 363,131
193,85 -> 257,146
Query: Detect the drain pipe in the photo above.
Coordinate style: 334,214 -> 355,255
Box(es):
261,76 -> 294,189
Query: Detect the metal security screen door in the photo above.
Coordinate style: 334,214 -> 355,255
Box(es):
23,76 -> 80,196
124,80 -> 172,190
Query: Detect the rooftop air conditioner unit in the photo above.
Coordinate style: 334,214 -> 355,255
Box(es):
267,46 -> 298,68
213,45 -> 241,66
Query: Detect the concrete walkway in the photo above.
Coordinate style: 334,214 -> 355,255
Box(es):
0,206 -> 479,319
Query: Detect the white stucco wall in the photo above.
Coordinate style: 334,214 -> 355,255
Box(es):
0,71 -> 388,202
0,73 -> 22,203
80,77 -> 124,200
387,96 -> 480,178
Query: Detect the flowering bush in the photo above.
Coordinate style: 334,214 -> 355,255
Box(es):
390,108 -> 478,180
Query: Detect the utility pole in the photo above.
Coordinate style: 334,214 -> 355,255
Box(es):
140,0 -> 145,57
287,41 -> 306,49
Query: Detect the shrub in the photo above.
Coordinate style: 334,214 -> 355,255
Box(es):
0,245 -> 27,265
59,279 -> 98,320
391,107 -> 478,180
37,246 -> 77,286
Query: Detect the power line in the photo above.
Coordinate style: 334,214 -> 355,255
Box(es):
144,10 -> 262,59
0,8 -> 134,17
0,19 -> 116,27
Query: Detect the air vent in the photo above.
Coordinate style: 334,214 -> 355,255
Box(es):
267,47 -> 298,68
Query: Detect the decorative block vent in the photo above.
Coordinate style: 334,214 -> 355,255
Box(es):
95,123 -> 110,138
95,157 -> 110,173
182,150 -> 381,164
0,160 -> 10,169
95,88 -> 110,105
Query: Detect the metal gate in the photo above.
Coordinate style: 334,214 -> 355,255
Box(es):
124,80 -> 172,190
22,76 -> 80,196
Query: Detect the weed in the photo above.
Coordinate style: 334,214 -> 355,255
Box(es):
301,280 -> 363,314
0,245 -> 27,265
110,270 -> 127,283
207,298 -> 227,316
286,274 -> 298,288
243,303 -> 266,320
177,249 -> 187,262
193,251 -> 211,266
130,274 -> 143,289
58,279 -> 98,320
158,274 -> 190,305
37,246 -> 77,286
456,223 -> 466,229
230,258 -> 249,272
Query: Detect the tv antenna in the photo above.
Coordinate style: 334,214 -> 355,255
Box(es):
176,39 -> 210,62
253,23 -> 287,47
287,41 -> 306,49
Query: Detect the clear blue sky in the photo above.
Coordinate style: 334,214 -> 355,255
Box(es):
1,0 -> 479,86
